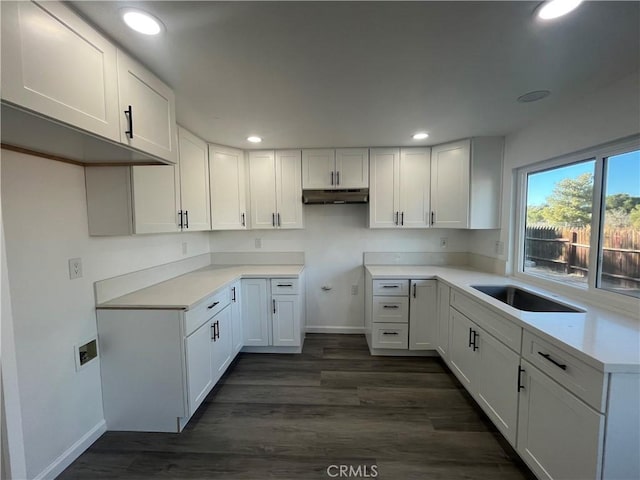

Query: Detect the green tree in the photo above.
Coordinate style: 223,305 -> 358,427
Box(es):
606,193 -> 640,214
542,172 -> 593,227
630,205 -> 640,229
526,204 -> 547,225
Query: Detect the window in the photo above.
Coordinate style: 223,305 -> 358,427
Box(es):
519,137 -> 640,301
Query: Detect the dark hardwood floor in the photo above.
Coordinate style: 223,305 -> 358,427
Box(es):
58,334 -> 535,479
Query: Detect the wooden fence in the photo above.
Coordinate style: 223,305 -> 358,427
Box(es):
525,226 -> 640,289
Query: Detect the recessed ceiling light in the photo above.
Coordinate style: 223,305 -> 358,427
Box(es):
536,0 -> 583,20
517,90 -> 551,103
412,132 -> 429,140
121,9 -> 163,35
247,136 -> 262,143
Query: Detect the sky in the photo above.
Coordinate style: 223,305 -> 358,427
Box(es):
527,150 -> 640,206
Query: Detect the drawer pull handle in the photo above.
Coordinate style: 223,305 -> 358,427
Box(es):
468,327 -> 474,348
277,283 -> 293,287
538,352 -> 567,370
517,366 -> 525,392
382,331 -> 399,335
472,330 -> 479,351
207,301 -> 220,309
273,299 -> 277,314
383,305 -> 400,309
381,285 -> 399,288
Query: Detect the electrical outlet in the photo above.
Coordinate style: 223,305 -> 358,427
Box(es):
495,240 -> 504,255
255,238 -> 262,249
182,242 -> 188,255
68,258 -> 82,279
440,237 -> 448,248
351,285 -> 358,296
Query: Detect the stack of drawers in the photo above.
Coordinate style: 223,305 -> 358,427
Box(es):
371,279 -> 409,349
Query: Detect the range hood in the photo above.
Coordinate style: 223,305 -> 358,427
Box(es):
302,188 -> 369,204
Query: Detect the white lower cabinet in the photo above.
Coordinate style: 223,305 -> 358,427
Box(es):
230,281 -> 243,355
241,277 -> 304,350
435,282 -> 451,359
408,280 -> 437,350
185,318 -> 214,416
211,305 -> 233,383
448,308 -> 479,390
517,359 -> 604,480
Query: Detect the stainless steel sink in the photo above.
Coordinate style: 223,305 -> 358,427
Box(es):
471,285 -> 584,313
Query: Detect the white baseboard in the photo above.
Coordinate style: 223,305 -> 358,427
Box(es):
33,420 -> 106,480
305,326 -> 365,334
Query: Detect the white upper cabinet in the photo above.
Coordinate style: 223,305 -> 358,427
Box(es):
430,137 -> 503,229
336,148 -> 369,188
302,148 -> 369,189
249,150 -> 303,229
369,147 -> 430,228
116,50 -> 178,164
302,149 -> 336,189
131,166 -> 180,234
209,144 -> 247,230
178,127 -> 211,231
1,1 -> 120,141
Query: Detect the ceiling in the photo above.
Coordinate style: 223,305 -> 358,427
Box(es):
70,1 -> 640,150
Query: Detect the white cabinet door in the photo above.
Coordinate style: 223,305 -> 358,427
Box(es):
408,280 -> 437,350
369,148 -> 400,228
436,282 -> 451,360
230,281 -> 243,355
116,50 -> 177,164
185,319 -> 214,416
398,148 -> 430,228
178,127 -> 210,231
517,360 -> 604,480
1,1 -> 120,141
210,144 -> 247,230
430,139 -> 470,228
275,150 -> 303,229
448,308 -> 478,391
475,331 -> 520,446
336,148 -> 369,188
272,294 -> 301,347
131,166 -> 180,234
211,305 -> 233,383
248,151 -> 277,229
241,279 -> 270,346
302,149 -> 335,189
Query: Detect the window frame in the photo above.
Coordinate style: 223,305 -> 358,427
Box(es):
514,135 -> 640,315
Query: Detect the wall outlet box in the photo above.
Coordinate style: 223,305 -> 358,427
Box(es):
495,240 -> 505,255
351,285 -> 358,295
440,237 -> 448,248
68,258 -> 82,279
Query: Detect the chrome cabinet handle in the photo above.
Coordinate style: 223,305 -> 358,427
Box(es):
124,105 -> 133,138
538,352 -> 567,370
207,301 -> 220,309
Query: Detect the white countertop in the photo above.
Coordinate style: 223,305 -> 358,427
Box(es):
97,265 -> 304,310
367,265 -> 640,373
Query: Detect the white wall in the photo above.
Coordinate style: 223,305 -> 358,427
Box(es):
472,71 -> 640,271
211,204 -> 470,332
1,150 -> 210,478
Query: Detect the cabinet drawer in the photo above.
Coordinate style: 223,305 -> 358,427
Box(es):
522,331 -> 607,412
184,289 -> 230,336
371,323 -> 409,349
270,278 -> 299,295
372,279 -> 409,296
373,296 -> 409,323
451,290 -> 522,353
